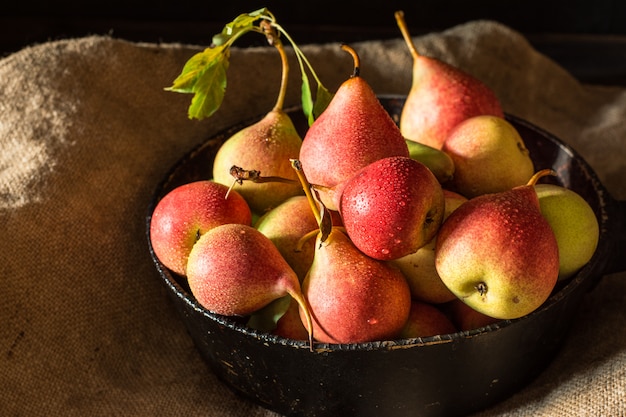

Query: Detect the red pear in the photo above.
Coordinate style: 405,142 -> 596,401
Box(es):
395,11 -> 504,150
399,301 -> 457,338
301,228 -> 412,344
298,44 -> 409,211
186,223 -> 313,345
149,180 -> 252,276
339,156 -> 445,261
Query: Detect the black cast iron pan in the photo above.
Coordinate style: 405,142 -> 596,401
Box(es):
146,95 -> 626,417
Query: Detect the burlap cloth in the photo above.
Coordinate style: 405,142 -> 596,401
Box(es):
1,20 -> 625,416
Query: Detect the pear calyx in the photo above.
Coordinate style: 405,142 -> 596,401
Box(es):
476,282 -> 488,296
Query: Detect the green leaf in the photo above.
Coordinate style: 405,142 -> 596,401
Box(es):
300,72 -> 314,126
313,85 -> 333,120
296,51 -> 334,126
186,50 -> 230,119
300,77 -> 333,126
214,8 -> 268,46
165,9 -> 268,120
165,47 -> 226,94
165,8 -> 334,123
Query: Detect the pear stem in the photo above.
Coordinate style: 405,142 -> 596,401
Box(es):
526,169 -> 557,186
341,44 -> 361,78
290,159 -> 322,224
225,165 -> 298,199
261,20 -> 289,112
295,229 -> 319,252
287,288 -> 315,351
229,165 -> 298,185
394,10 -> 420,60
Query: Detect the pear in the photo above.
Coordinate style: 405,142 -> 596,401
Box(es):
212,110 -> 303,213
442,115 -> 535,198
434,170 -> 560,320
212,34 -> 303,214
149,180 -> 252,276
535,183 -> 600,280
290,159 -> 411,344
255,195 -> 342,281
395,11 -> 504,150
186,223 -> 314,346
392,190 -> 467,304
442,298 -> 500,331
399,301 -> 457,339
246,296 -> 291,333
405,139 -> 455,184
298,44 -> 409,211
339,156 -> 445,261
301,228 -> 412,344
246,294 -> 310,341
273,297 -> 311,341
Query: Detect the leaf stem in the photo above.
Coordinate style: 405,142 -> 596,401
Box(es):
278,28 -> 324,87
260,20 -> 289,112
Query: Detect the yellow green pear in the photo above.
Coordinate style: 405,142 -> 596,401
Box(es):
442,115 -> 535,198
535,183 -> 600,280
405,139 -> 455,184
392,190 -> 467,304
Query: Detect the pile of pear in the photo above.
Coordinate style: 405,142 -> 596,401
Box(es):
149,17 -> 599,348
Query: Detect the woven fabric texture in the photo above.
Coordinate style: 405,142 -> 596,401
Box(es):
1,20 -> 624,416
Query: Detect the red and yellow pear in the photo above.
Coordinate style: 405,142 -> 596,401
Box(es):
395,11 -> 504,150
186,223 -> 314,346
392,189 -> 467,303
255,195 -> 342,281
291,160 -> 412,344
442,115 -> 535,198
435,170 -> 560,320
212,34 -> 303,213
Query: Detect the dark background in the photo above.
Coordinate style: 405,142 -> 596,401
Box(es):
2,1 -> 626,85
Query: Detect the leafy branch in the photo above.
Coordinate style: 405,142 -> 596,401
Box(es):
165,8 -> 332,124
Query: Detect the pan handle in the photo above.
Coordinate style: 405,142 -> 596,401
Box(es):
603,198 -> 626,276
